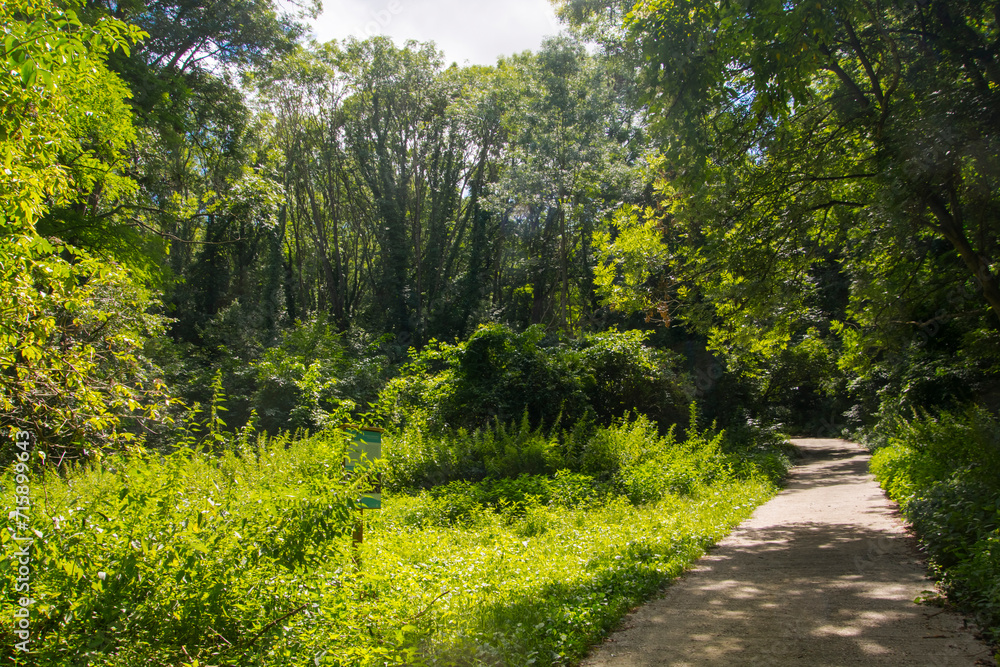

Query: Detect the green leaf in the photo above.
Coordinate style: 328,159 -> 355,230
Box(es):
20,59 -> 35,86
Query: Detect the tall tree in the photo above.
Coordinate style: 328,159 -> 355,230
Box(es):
86,0 -> 313,112
256,43 -> 373,328
263,38 -> 512,342
66,0 -> 313,345
1,0 -> 174,458
340,37 -> 444,337
490,36 -> 648,333
584,0 -> 1000,373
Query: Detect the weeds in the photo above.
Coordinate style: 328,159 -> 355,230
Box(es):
870,406 -> 1000,646
1,412 -> 788,666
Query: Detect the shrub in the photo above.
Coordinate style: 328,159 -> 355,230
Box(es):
382,419 -> 483,490
907,478 -> 999,571
375,324 -> 691,434
868,440 -> 919,501
0,428 -> 362,665
548,469 -> 605,508
475,413 -> 564,479
604,408 -> 731,504
383,405 -> 774,507
383,411 -> 576,491
575,328 -> 689,426
870,406 -> 1000,644
251,317 -> 345,433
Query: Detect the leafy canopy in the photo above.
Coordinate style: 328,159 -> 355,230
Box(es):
1,0 -> 173,458
585,0 -> 1000,378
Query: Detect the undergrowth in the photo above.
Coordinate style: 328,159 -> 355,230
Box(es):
870,406 -> 1000,648
2,411 -> 789,666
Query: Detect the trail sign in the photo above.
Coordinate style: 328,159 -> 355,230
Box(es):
342,425 -> 383,509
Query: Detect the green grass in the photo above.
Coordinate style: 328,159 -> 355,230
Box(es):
1,418 -> 787,666
364,479 -> 777,666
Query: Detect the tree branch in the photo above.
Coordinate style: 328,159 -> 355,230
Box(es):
843,18 -> 884,107
817,44 -> 871,111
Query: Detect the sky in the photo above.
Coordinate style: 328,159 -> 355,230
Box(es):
308,0 -> 564,66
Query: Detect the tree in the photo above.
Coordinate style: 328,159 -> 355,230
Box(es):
256,44 -> 366,329
489,37 -> 648,333
1,0 -> 175,459
68,0 -> 312,353
259,38 -> 513,343
86,0 -> 314,112
584,0 -> 1000,380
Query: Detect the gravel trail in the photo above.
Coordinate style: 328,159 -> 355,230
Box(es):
580,438 -> 997,666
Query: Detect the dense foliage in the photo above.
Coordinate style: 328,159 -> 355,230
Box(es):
0,0 -> 175,461
871,408 -> 1000,644
1,417 -> 789,665
3,0 -> 1000,661
377,325 -> 689,433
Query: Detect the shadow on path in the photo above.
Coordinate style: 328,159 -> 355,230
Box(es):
581,438 -> 996,666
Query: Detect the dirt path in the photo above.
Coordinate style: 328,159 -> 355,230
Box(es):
581,438 -> 997,666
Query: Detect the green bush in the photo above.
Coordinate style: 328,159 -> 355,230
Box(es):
250,321 -> 394,435
548,469 -> 605,508
150,320 -> 394,442
376,324 -> 690,434
383,411 -> 580,491
0,429 -> 361,665
384,405 -> 768,512
575,329 -> 690,427
391,473 -> 610,530
953,532 -> 1000,631
870,406 -> 1000,644
251,317 -> 347,433
907,479 -> 999,571
381,420 -> 484,490
595,408 -> 731,505
868,439 -> 920,501
580,414 -> 661,477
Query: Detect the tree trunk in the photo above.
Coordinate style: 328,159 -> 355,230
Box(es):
926,192 -> 1000,324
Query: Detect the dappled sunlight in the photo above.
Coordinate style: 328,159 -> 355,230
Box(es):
582,439 -> 994,666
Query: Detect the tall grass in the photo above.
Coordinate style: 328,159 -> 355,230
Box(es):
2,414 -> 789,666
0,428 -> 367,665
367,478 -> 777,666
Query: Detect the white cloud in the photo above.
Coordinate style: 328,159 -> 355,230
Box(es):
310,0 -> 563,65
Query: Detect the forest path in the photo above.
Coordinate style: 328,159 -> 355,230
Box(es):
580,438 -> 996,666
